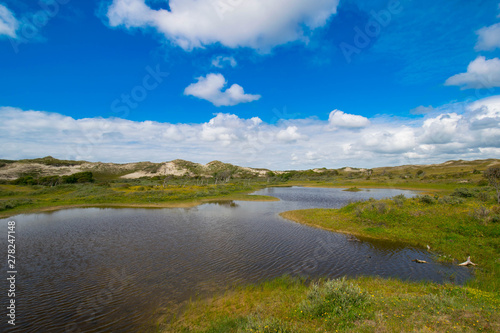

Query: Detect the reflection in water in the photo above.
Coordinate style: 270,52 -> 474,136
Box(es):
0,187 -> 471,332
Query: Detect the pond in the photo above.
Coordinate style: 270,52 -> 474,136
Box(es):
0,187 -> 471,332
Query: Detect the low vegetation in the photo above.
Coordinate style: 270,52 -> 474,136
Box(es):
2,158 -> 500,331
161,276 -> 500,332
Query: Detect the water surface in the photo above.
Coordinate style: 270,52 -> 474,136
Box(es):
0,187 -> 471,332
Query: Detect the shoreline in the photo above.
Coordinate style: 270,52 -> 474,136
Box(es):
0,193 -> 280,219
0,183 -> 428,219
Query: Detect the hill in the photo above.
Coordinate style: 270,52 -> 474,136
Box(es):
0,156 -> 499,182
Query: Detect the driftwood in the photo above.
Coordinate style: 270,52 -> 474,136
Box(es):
458,256 -> 477,266
412,259 -> 427,264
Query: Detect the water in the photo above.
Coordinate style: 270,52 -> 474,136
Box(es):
0,187 -> 471,332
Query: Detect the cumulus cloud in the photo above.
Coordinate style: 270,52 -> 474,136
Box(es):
445,56 -> 500,89
105,0 -> 340,51
420,113 -> 462,144
2,96 -> 500,169
212,56 -> 237,68
184,73 -> 261,106
0,4 -> 18,38
328,110 -> 370,129
276,126 -> 308,143
475,23 -> 500,51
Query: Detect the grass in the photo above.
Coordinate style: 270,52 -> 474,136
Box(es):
280,188 -> 500,291
343,187 -> 362,192
161,276 -> 500,332
0,181 -> 278,218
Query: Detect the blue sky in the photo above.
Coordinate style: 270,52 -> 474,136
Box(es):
1,0 -> 500,169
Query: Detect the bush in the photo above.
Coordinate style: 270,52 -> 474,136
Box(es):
451,187 -> 475,198
62,171 -> 94,184
374,202 -> 387,214
392,194 -> 406,207
477,179 -> 489,186
0,198 -> 33,211
300,278 -> 370,328
438,196 -> 464,205
38,175 -> 60,186
12,176 -> 36,185
478,192 -> 490,202
471,206 -> 491,221
418,195 -> 435,204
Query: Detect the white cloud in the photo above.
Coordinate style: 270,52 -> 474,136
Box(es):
445,56 -> 500,89
0,4 -> 18,38
475,23 -> 500,51
276,126 -> 307,143
184,73 -> 261,106
420,113 -> 462,144
359,127 -> 416,154
328,110 -> 370,129
2,96 -> 500,169
212,56 -> 237,68
106,0 -> 340,51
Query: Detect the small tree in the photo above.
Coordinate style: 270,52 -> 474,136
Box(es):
484,167 -> 500,204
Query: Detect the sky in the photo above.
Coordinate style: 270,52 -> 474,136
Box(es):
1,0 -> 500,170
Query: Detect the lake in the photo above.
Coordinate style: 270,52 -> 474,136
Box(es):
0,187 -> 471,332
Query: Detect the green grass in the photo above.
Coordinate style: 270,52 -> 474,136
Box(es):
0,181 -> 279,218
281,188 -> 500,291
161,276 -> 500,332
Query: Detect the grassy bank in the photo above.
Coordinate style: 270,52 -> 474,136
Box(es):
281,188 -> 500,291
161,276 -> 500,332
0,182 -> 277,218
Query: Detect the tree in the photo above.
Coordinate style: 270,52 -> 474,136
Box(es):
484,167 -> 500,204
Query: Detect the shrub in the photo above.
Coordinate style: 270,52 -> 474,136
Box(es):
12,176 -> 36,185
0,198 -> 33,211
438,196 -> 464,205
471,206 -> 491,221
38,175 -> 60,186
451,187 -> 475,198
62,171 -> 94,184
392,194 -> 406,207
478,192 -> 490,202
300,278 -> 370,328
374,202 -> 387,214
477,179 -> 489,186
354,206 -> 364,217
418,195 -> 435,204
